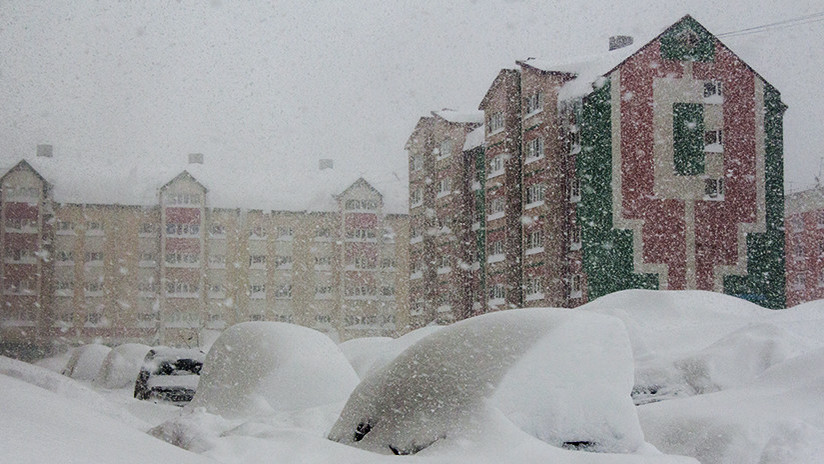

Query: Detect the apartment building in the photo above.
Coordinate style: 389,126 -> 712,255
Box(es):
0,153 -> 408,360
406,15 -> 787,321
785,186 -> 824,306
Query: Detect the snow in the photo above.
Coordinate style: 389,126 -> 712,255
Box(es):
188,322 -> 359,419
0,366 -> 216,464
96,343 -> 151,389
431,109 -> 484,124
62,343 -> 112,382
463,125 -> 485,151
5,290 -> 824,463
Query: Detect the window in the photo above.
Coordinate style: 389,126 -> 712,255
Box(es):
250,255 -> 267,267
345,285 -> 376,297
4,248 -> 37,262
277,227 -> 294,240
524,91 -> 543,114
209,223 -> 225,236
166,281 -> 199,295
565,125 -> 581,154
704,129 -> 723,148
489,155 -> 504,176
438,139 -> 453,159
348,255 -> 375,269
250,284 -> 266,298
489,283 -> 506,300
794,274 -> 806,290
274,255 -> 293,268
794,242 -> 804,258
140,252 -> 156,263
489,197 -> 504,217
527,230 -> 543,250
347,228 -> 376,240
380,258 -> 397,269
703,80 -> 723,99
208,254 -> 225,267
411,154 -> 423,171
569,274 -> 582,298
526,184 -> 545,205
525,277 -> 542,296
487,112 -> 504,133
381,286 -> 395,296
315,256 -> 332,267
165,252 -> 199,265
490,240 -> 504,255
525,137 -> 544,160
84,281 -> 104,293
315,228 -> 331,239
56,221 -> 75,233
704,178 -> 724,199
677,27 -> 700,50
569,177 -> 581,202
410,188 -> 423,207
86,222 -> 103,234
437,177 -> 451,197
138,280 -> 158,293
439,255 -> 450,269
570,224 -> 582,249
315,285 -> 333,296
275,285 -> 292,299
56,250 -> 73,262
249,225 -> 267,239
84,251 -> 103,263
166,193 -> 201,205
56,280 -> 74,291
165,223 -> 199,236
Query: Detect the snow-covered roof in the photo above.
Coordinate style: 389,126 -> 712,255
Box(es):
463,125 -> 485,151
431,109 -> 484,125
4,149 -> 409,214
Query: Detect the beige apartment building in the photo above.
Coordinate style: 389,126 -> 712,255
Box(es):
0,150 -> 408,360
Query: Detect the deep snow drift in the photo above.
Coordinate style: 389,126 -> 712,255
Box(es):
4,289 -> 824,464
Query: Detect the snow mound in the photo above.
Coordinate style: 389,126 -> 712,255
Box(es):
189,322 -> 359,418
328,308 -> 645,455
95,343 -> 151,389
339,325 -> 443,378
639,347 -> 824,464
62,344 -> 112,382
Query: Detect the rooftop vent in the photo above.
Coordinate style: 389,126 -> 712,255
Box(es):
36,144 -> 53,158
609,35 -> 634,51
188,153 -> 204,164
319,159 -> 334,170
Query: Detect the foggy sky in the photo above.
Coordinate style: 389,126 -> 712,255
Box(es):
1,0 -> 822,197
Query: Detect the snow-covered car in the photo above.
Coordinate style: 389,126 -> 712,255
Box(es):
133,348 -> 205,405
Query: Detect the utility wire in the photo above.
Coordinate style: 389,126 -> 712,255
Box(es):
717,11 -> 824,38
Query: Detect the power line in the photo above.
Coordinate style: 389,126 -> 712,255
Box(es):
717,11 -> 824,39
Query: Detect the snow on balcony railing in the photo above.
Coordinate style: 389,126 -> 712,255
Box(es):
436,266 -> 451,275
525,292 -> 545,302
487,212 -> 505,222
524,200 -> 544,210
487,253 -> 505,264
525,246 -> 544,256
410,271 -> 423,280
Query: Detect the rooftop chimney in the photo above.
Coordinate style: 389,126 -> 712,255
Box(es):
36,144 -> 53,158
188,153 -> 204,164
609,35 -> 634,51
319,159 -> 334,170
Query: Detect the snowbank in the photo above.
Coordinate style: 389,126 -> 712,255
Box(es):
639,348 -> 824,463
0,371 -> 216,464
62,343 -> 112,382
96,343 -> 151,389
329,308 -> 646,455
189,322 -> 359,418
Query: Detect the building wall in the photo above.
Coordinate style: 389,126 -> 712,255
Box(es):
0,163 -> 408,357
785,188 -> 824,306
578,18 -> 785,308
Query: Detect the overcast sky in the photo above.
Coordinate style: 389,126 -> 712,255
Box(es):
1,0 -> 822,198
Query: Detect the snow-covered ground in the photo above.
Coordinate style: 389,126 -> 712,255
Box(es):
2,290 -> 824,463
